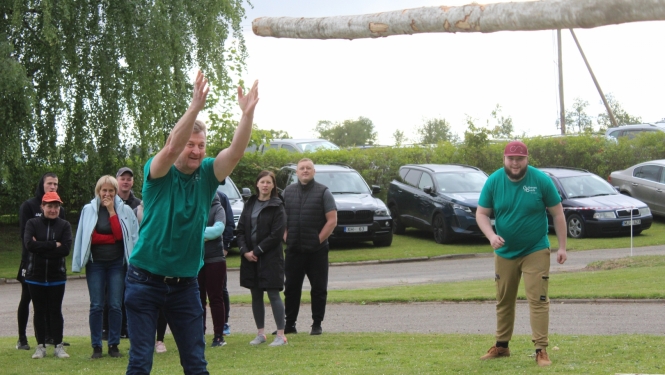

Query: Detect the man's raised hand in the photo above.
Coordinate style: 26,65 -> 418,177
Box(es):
191,70 -> 210,112
238,80 -> 259,115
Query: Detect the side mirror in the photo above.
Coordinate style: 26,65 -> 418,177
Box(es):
423,186 -> 434,194
371,185 -> 381,195
241,188 -> 252,200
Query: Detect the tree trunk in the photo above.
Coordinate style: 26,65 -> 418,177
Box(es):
252,0 -> 665,39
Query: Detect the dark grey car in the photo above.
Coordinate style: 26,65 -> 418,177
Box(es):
609,159 -> 665,217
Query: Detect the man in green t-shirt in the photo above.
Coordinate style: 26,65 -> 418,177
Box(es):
124,71 -> 259,375
476,140 -> 567,367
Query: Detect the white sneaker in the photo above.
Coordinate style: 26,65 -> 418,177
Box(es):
249,334 -> 267,345
54,343 -> 69,358
269,335 -> 288,347
32,344 -> 46,359
155,341 -> 167,353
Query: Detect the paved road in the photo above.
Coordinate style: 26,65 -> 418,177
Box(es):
2,246 -> 664,338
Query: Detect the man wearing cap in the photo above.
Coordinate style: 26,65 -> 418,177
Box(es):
124,71 -> 259,375
476,140 -> 567,367
116,167 -> 141,210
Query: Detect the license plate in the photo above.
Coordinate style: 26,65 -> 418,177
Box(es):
622,219 -> 641,226
344,226 -> 368,233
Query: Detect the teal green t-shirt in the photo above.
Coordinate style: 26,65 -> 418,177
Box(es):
478,165 -> 561,259
129,157 -> 220,277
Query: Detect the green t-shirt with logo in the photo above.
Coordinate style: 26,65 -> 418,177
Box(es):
129,157 -> 220,277
478,165 -> 561,259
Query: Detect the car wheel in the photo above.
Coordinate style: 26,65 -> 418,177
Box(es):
373,233 -> 393,247
566,213 -> 585,238
390,205 -> 406,235
433,214 -> 453,244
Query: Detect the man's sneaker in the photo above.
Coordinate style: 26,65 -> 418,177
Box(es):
54,343 -> 69,358
269,335 -> 288,347
62,341 -> 70,346
45,337 -> 54,347
480,345 -> 511,360
249,334 -> 267,346
223,323 -> 231,336
31,344 -> 46,359
108,344 -> 122,358
211,334 -> 227,347
91,346 -> 103,359
536,350 -> 552,367
155,341 -> 167,353
16,337 -> 30,350
310,324 -> 323,335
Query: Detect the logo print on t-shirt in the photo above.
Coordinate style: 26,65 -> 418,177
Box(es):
523,186 -> 537,193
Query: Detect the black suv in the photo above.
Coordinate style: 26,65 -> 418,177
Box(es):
387,164 -> 489,243
275,164 -> 393,247
538,167 -> 653,238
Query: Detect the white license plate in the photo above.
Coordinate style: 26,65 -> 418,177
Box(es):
344,226 -> 368,233
622,219 -> 641,226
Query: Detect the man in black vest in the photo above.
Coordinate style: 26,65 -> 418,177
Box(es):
282,158 -> 337,335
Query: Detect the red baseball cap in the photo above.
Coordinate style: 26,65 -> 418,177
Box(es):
42,192 -> 63,204
504,141 -> 528,156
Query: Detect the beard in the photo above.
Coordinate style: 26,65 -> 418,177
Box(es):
504,165 -> 527,181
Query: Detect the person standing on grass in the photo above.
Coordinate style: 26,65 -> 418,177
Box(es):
198,193 -> 228,347
476,140 -> 568,367
238,171 -> 287,346
124,71 -> 259,375
72,175 -> 139,359
23,192 -> 72,359
16,172 -> 67,351
217,189 -> 235,336
282,159 -> 337,336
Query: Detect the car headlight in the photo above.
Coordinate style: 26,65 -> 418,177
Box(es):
452,204 -> 473,214
639,207 -> 651,216
374,207 -> 390,216
593,211 -> 617,219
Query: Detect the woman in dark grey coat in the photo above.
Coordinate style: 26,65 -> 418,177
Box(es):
237,170 -> 287,346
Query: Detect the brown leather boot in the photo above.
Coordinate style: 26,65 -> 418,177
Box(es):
536,349 -> 552,366
480,345 -> 511,360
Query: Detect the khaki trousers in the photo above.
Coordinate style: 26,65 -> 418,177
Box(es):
494,248 -> 550,349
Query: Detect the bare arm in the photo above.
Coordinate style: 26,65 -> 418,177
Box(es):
150,71 -> 209,179
213,80 -> 260,182
319,210 -> 337,244
548,203 -> 568,264
477,206 -> 504,250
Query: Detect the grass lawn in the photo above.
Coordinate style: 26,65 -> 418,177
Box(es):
231,255 -> 665,304
2,218 -> 664,279
1,334 -> 663,374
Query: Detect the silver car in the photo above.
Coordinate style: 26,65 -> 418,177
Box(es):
610,159 -> 665,216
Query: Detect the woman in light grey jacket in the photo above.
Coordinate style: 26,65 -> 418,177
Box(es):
72,175 -> 139,359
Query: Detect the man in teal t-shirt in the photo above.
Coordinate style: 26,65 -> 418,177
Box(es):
476,140 -> 567,368
124,72 -> 259,375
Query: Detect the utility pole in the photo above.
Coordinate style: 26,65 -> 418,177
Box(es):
557,29 -> 566,134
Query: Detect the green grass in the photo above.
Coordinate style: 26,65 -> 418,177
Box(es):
231,255 -> 665,304
2,219 -> 664,279
1,334 -> 663,374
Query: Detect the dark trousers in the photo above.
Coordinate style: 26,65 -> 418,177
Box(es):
17,281 -> 31,338
197,262 -> 227,336
223,272 -> 230,323
102,264 -> 128,337
27,283 -> 66,345
284,247 -> 329,325
156,309 -> 168,342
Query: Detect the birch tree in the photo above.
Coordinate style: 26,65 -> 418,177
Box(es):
252,0 -> 665,40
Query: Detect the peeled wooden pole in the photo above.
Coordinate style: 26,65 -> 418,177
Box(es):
253,0 -> 665,40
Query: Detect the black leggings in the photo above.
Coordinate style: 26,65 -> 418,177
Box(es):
27,283 -> 65,345
17,281 -> 31,338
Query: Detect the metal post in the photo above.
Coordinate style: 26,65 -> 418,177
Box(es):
557,29 -> 566,134
569,29 -> 618,128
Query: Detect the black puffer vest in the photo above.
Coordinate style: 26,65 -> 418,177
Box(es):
283,179 -> 329,253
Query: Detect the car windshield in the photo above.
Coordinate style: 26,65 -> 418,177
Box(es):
296,141 -> 339,152
559,174 -> 617,198
434,172 -> 488,193
316,171 -> 371,194
217,179 -> 241,200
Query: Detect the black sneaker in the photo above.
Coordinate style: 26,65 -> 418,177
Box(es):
91,346 -> 103,359
62,341 -> 70,346
108,344 -> 122,358
45,337 -> 54,347
310,324 -> 323,335
273,323 -> 298,335
211,334 -> 227,347
16,337 -> 30,350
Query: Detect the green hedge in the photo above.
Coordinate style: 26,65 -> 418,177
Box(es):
2,133 -> 664,223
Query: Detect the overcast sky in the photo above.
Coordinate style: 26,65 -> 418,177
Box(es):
230,0 -> 665,145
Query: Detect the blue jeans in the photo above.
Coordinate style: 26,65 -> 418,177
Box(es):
86,257 -> 125,347
125,265 -> 208,375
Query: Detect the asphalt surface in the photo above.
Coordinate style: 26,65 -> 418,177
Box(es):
2,245 -> 664,338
